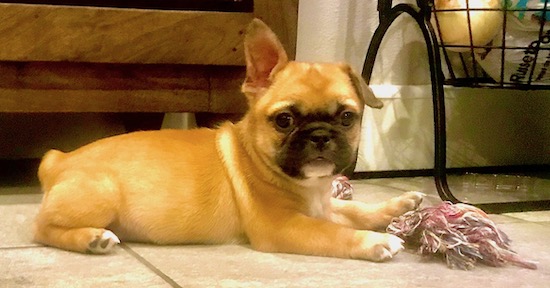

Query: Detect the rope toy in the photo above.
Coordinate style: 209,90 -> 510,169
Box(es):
330,177 -> 538,270
331,175 -> 353,200
387,201 -> 538,270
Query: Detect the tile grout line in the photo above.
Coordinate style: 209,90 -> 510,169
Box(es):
0,245 -> 41,250
120,243 -> 183,288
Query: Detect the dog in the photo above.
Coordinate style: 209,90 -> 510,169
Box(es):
33,19 -> 423,262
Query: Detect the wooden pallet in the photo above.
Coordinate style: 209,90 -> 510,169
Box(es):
0,0 -> 298,113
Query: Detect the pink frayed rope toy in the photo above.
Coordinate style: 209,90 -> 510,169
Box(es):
331,177 -> 538,270
331,175 -> 353,200
387,201 -> 538,270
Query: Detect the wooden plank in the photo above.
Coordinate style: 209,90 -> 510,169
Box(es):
209,66 -> 248,113
0,61 -> 250,113
0,0 -> 254,12
0,89 -> 210,112
0,3 -> 253,65
0,62 -> 210,90
253,0 -> 299,59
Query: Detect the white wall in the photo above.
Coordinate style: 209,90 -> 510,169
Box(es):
296,0 -> 550,171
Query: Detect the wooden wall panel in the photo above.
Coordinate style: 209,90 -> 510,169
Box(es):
253,0 -> 299,58
209,67 -> 248,113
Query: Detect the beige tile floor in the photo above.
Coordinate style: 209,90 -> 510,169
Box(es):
1,176 -> 550,287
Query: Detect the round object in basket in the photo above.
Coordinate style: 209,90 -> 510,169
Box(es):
432,0 -> 503,52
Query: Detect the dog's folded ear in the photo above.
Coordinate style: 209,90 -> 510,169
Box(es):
242,18 -> 289,98
346,67 -> 384,109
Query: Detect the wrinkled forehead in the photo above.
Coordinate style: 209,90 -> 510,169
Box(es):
262,62 -> 362,115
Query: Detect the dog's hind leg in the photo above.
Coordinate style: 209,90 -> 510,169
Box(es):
34,224 -> 120,254
34,171 -> 121,254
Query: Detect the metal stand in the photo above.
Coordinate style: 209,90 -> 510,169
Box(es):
363,0 -> 550,213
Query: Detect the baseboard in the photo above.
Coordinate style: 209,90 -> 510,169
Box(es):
352,164 -> 550,180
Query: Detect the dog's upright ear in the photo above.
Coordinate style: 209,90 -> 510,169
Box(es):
242,18 -> 289,99
346,67 -> 384,109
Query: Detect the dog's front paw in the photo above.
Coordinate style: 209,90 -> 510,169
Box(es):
353,231 -> 404,262
385,191 -> 425,218
86,230 -> 120,254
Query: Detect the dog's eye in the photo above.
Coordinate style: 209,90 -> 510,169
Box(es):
275,112 -> 294,130
340,111 -> 355,127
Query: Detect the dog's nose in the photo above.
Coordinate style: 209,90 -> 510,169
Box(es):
309,130 -> 331,150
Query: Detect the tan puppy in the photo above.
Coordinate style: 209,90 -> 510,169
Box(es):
34,19 -> 423,261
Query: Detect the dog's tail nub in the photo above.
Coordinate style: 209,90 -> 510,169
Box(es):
38,149 -> 66,192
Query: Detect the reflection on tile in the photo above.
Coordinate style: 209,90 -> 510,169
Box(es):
0,193 -> 42,248
0,247 -> 170,287
487,214 -> 527,224
351,178 -> 441,207
0,202 -> 40,248
446,174 -> 550,204
504,211 -> 550,223
352,177 -> 431,195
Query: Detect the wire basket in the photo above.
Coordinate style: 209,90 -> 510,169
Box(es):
431,0 -> 550,89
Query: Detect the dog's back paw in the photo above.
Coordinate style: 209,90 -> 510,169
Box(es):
86,230 -> 120,254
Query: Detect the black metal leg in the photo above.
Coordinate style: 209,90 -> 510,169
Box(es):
362,1 -> 459,203
417,6 -> 461,204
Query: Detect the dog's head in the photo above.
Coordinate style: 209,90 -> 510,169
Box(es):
240,19 -> 383,180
